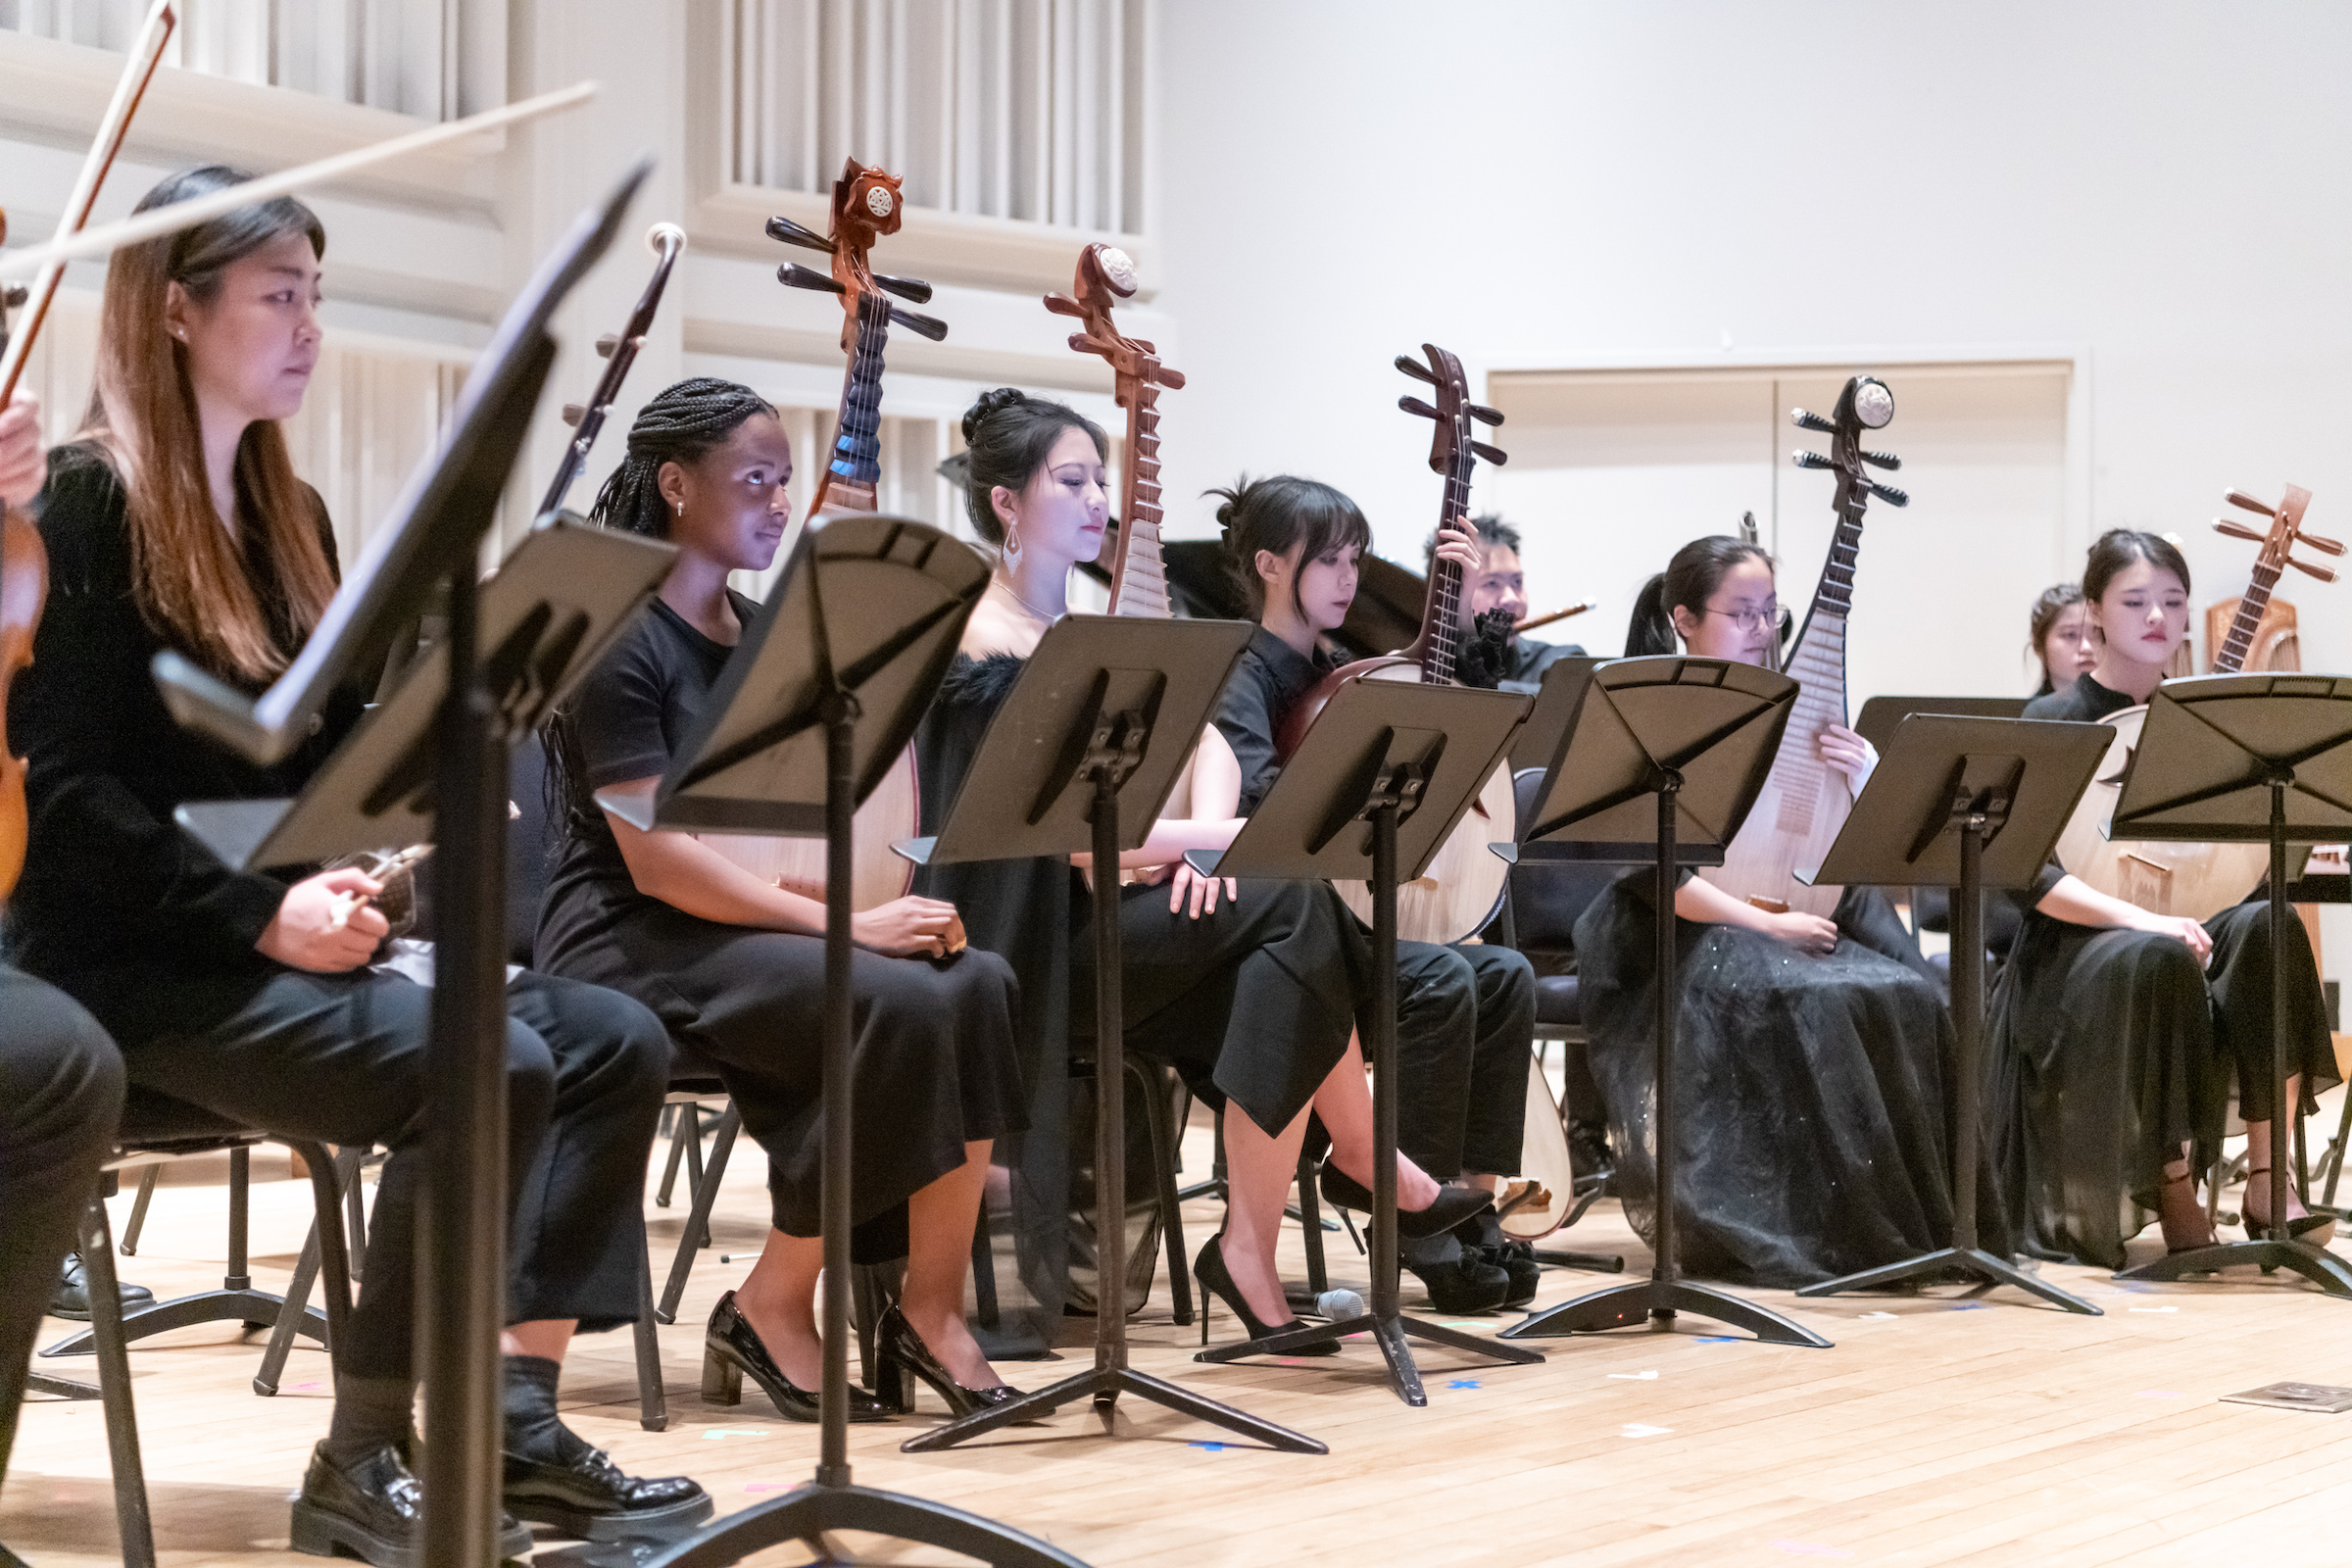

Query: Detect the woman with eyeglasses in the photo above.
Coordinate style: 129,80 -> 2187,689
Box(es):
1569,535 -> 1987,1289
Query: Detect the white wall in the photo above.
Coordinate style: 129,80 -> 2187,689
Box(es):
1152,0 -> 2352,984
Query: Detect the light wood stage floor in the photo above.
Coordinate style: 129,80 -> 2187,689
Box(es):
11,1096 -> 2352,1568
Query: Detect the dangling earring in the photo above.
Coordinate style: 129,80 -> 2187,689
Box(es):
1004,521 -> 1021,563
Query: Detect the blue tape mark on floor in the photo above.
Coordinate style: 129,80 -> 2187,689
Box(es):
1695,1335 -> 1738,1343
1445,1380 -> 1483,1390
1189,1442 -> 1229,1451
1948,1301 -> 1987,1311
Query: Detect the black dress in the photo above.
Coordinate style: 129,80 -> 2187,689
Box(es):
1573,868 -> 1991,1289
912,654 -> 1371,1318
536,597 -> 1027,1248
1984,672 -> 2337,1267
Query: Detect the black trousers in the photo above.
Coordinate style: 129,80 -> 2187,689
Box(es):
1082,878 -> 1368,1138
1395,941 -> 1535,1179
58,960 -> 668,1382
0,964 -> 123,1484
541,904 -> 1026,1242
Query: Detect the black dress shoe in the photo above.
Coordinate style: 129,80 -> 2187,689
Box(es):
291,1441 -> 531,1566
703,1290 -> 892,1424
1460,1210 -> 1541,1307
49,1253 -> 155,1322
1318,1165 -> 1494,1239
504,1446 -> 711,1542
872,1303 -> 1037,1419
1406,1255 -> 1510,1313
1192,1236 -> 1341,1355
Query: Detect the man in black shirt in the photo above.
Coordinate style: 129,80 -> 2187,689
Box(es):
1423,514 -> 1584,691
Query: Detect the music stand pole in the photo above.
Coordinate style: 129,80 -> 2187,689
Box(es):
1794,714 -> 2109,1313
1187,679 -> 1545,1405
899,614 -> 1323,1454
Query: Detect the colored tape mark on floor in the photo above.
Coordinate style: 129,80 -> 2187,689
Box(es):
1858,1311 -> 1897,1322
1607,1370 -> 1659,1380
1620,1423 -> 1672,1438
704,1429 -> 769,1440
1190,1442 -> 1228,1451
1445,1380 -> 1483,1390
1695,1335 -> 1738,1343
1770,1542 -> 1855,1558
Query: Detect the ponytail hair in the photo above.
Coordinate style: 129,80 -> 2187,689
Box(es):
1620,535 -> 1773,656
588,376 -> 776,539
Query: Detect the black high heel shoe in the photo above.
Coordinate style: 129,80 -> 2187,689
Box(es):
871,1303 -> 1029,1419
703,1291 -> 892,1424
2241,1167 -> 2337,1245
1192,1236 -> 1340,1354
1318,1164 -> 1494,1239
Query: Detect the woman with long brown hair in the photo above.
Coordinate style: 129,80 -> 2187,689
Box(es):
5,167 -> 703,1563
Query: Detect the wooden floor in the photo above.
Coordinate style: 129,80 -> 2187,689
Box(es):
12,1101 -> 2352,1568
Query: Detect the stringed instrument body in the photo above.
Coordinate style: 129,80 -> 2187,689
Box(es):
1044,241 -> 1200,815
1701,375 -> 1906,919
697,161 -> 950,911
1276,343 -> 1514,947
2052,484 -> 2342,919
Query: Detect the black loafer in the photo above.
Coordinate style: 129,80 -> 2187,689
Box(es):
1319,1166 -> 1494,1239
1406,1256 -> 1510,1314
291,1441 -> 531,1566
504,1446 -> 712,1542
50,1253 -> 155,1322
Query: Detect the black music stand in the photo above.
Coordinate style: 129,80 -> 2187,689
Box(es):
1496,656 -> 1832,1348
1852,695 -> 2032,759
605,516 -> 1084,1568
1184,678 -> 1546,1406
894,615 -> 1327,1455
1508,655 -> 1601,777
1791,715 -> 2111,1314
2109,674 -> 2352,1298
152,162 -> 649,1568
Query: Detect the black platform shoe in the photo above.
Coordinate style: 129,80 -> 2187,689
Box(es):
872,1302 -> 1032,1419
1463,1210 -> 1542,1308
1318,1165 -> 1494,1239
1193,1236 -> 1341,1353
503,1446 -> 712,1543
703,1290 -> 892,1424
49,1252 -> 154,1322
1399,1230 -> 1510,1313
291,1441 -> 531,1566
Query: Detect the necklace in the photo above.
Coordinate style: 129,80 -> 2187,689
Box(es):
995,573 -> 1065,627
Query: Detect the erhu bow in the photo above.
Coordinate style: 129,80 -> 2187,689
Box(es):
1,0 -> 177,902
540,221 -> 686,518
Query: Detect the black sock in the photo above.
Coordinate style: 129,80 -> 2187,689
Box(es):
323,1374 -> 416,1468
502,1354 -> 591,1465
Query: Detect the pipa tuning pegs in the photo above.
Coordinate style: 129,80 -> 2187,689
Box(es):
777,263 -> 846,295
873,271 -> 933,305
1861,449 -> 1901,471
561,403 -> 585,427
889,304 -> 949,341
2225,488 -> 2277,516
1471,441 -> 1508,466
2214,517 -> 2266,544
2295,528 -> 2345,556
2287,556 -> 2339,583
1869,480 -> 1909,508
1044,291 -> 1087,319
1467,403 -> 1504,427
1791,450 -> 1836,470
1791,409 -> 1837,434
765,215 -> 834,254
1395,354 -> 1438,384
1399,394 -> 1441,421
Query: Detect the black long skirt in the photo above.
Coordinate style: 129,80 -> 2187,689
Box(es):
1986,897 -> 2335,1268
1576,875 -> 1991,1289
540,904 -> 1026,1240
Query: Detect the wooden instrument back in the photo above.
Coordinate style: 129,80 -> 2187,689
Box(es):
2052,485 -> 2340,920
1702,376 -> 1905,918
699,161 -> 951,910
1281,344 -> 1512,947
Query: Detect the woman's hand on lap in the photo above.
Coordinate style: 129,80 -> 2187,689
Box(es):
1160,860 -> 1237,918
2132,908 -> 2213,963
1768,909 -> 1839,956
258,868 -> 388,972
852,896 -> 961,958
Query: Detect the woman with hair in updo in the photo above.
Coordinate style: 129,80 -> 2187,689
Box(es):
537,377 -> 1032,1425
912,388 -> 1490,1351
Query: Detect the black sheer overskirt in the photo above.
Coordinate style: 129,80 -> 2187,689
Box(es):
1575,873 -> 1999,1288
1985,895 -> 2335,1269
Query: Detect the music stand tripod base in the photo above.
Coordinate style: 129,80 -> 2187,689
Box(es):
1184,678 -> 1546,1405
897,615 -> 1324,1454
639,1482 -> 1090,1568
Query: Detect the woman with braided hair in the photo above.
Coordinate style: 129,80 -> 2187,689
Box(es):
537,377 -> 1032,1424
